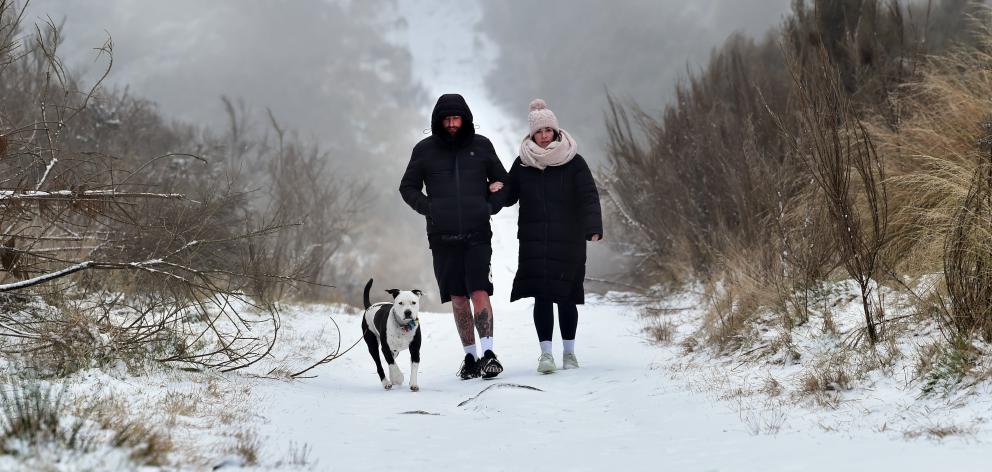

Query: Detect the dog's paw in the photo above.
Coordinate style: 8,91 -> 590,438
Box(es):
389,367 -> 404,386
410,384 -> 419,392
382,380 -> 392,390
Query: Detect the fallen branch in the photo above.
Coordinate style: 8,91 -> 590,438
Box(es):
457,383 -> 544,408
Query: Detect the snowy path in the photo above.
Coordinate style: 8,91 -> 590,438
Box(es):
246,212 -> 986,471
250,294 -> 986,471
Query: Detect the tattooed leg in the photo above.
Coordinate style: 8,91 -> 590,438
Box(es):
471,290 -> 493,338
451,295 -> 476,347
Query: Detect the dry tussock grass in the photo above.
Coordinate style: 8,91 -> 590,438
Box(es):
876,25 -> 992,273
160,391 -> 198,418
644,320 -> 676,344
231,429 -> 260,466
903,423 -> 974,440
701,243 -> 793,353
872,18 -> 992,341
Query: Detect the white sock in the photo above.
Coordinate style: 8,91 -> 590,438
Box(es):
480,337 -> 493,353
540,341 -> 552,354
563,339 -> 575,354
464,344 -> 478,359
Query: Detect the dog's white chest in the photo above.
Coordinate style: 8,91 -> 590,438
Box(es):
385,321 -> 417,353
365,303 -> 418,352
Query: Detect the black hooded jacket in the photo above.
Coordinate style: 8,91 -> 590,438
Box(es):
399,94 -> 507,242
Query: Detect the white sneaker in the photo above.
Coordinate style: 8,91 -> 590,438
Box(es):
562,352 -> 579,370
537,353 -> 556,374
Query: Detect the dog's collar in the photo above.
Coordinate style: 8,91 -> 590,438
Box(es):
399,319 -> 419,332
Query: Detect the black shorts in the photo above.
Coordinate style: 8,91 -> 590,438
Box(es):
430,240 -> 494,303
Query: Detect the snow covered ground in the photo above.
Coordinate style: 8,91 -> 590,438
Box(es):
3,5 -> 987,469
246,298 -> 988,471
237,211 -> 988,471
3,208 -> 989,470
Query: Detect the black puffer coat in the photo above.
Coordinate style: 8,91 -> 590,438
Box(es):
399,94 -> 507,243
493,154 -> 603,304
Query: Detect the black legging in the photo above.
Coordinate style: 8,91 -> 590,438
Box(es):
534,298 -> 578,342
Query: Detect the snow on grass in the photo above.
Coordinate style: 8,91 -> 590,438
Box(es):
1,209 -> 989,469
1,279 -> 990,470
647,278 -> 992,445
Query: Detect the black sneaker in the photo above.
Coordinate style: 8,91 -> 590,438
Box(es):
457,353 -> 480,380
477,350 -> 503,379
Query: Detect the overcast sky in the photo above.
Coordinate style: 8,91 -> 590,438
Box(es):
479,0 -> 793,161
27,0 -> 425,179
27,0 -> 792,167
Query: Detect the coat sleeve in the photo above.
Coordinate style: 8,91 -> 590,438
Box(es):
483,138 -> 508,183
574,156 -> 603,240
399,146 -> 429,216
482,138 -> 510,215
488,157 -> 521,214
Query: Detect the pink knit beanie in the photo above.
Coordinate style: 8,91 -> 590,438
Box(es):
528,99 -> 559,135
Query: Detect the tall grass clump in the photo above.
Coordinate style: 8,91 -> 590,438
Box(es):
604,0 -> 987,351
877,14 -> 992,340
0,379 -> 172,466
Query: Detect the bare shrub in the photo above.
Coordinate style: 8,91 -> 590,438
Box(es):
217,100 -> 368,303
0,2 -> 369,372
776,44 -> 890,345
603,33 -> 794,283
775,187 -> 839,324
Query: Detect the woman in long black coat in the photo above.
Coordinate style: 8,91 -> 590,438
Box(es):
490,99 -> 603,374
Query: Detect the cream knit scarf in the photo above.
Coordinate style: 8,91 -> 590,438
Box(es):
519,128 -> 577,170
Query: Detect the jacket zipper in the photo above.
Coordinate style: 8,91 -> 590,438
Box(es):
542,168 -> 548,286
454,149 -> 463,235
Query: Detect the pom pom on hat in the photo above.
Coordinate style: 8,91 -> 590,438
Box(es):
527,98 -> 559,135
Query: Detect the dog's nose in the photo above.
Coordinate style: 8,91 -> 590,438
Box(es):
404,310 -> 412,318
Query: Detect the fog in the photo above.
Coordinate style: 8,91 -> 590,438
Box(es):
479,0 -> 793,160
18,0 -> 794,302
27,0 -> 426,180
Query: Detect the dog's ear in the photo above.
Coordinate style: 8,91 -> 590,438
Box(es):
411,289 -> 423,297
385,289 -> 400,299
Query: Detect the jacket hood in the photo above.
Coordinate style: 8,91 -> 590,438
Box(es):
431,94 -> 475,146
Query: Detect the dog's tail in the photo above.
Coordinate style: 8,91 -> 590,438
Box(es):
363,278 -> 374,310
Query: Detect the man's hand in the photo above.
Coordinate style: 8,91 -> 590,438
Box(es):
488,181 -> 504,193
590,234 -> 601,242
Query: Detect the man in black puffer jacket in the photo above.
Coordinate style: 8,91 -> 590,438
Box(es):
399,94 -> 507,379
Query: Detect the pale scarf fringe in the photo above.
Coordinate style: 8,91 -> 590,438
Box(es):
519,128 -> 578,170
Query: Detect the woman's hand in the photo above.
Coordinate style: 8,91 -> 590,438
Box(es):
590,234 -> 601,241
489,181 -> 504,193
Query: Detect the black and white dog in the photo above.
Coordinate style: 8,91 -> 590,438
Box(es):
361,278 -> 423,391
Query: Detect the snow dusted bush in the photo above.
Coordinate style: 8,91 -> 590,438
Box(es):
0,379 -> 172,469
0,1 -> 368,373
603,0 -> 992,379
